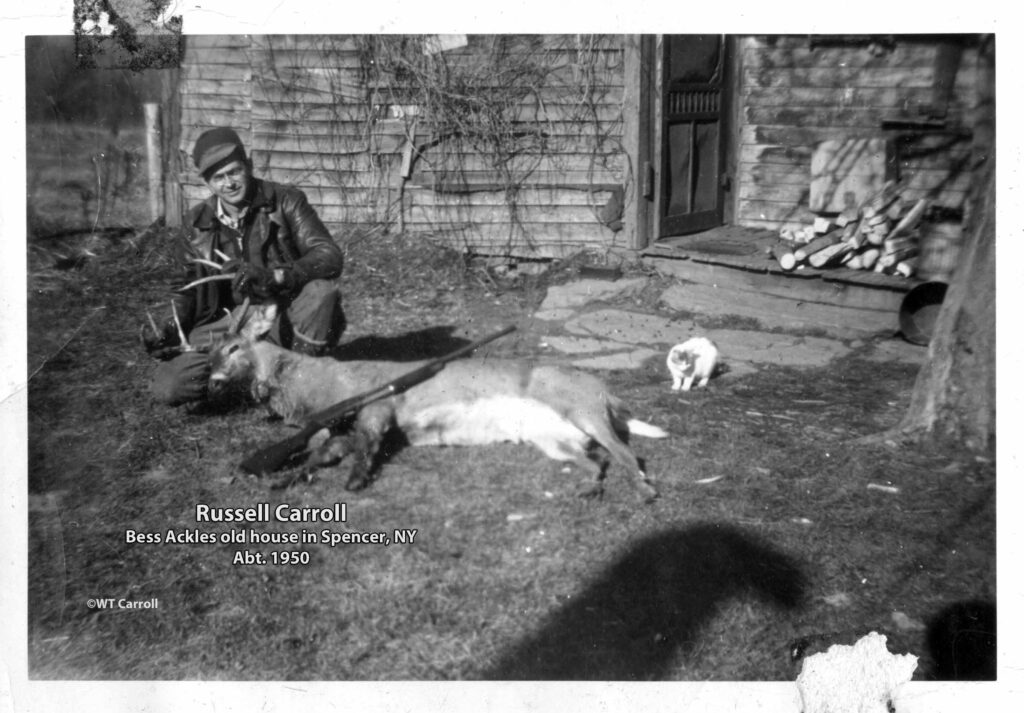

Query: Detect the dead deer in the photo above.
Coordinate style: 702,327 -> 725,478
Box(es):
208,302 -> 669,500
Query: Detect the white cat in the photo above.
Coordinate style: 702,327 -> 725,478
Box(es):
666,337 -> 719,391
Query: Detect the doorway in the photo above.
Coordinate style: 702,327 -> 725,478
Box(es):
655,35 -> 734,239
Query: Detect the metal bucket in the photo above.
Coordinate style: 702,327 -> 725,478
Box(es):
899,281 -> 948,346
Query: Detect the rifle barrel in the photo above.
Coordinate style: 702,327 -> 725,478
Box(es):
239,324 -> 516,476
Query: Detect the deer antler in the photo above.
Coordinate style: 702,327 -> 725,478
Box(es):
171,302 -> 193,352
178,274 -> 235,292
227,297 -> 251,336
191,257 -> 224,271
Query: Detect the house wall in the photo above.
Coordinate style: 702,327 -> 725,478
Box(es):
176,34 -> 983,251
735,35 -> 980,233
176,34 -> 631,258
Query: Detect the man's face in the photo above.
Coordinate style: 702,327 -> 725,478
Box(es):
205,160 -> 251,207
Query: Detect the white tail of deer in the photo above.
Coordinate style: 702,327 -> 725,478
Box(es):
208,302 -> 669,500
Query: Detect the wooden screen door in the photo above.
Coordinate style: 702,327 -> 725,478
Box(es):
658,35 -> 730,237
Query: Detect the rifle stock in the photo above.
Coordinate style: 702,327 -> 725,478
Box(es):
239,324 -> 516,476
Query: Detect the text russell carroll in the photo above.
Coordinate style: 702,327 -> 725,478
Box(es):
195,503 -> 347,523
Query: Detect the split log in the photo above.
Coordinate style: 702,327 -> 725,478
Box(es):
895,257 -> 918,278
771,243 -> 797,271
859,248 -> 881,270
835,207 -> 859,228
844,221 -> 866,250
883,236 -> 917,255
813,216 -> 836,234
796,227 -> 816,243
861,179 -> 902,218
888,198 -> 930,240
886,197 -> 905,221
807,241 -> 854,268
794,231 -> 842,261
878,245 -> 919,269
865,224 -> 886,246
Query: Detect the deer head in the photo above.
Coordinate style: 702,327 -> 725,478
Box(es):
207,299 -> 278,396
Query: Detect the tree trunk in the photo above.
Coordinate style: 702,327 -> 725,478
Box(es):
896,35 -> 995,452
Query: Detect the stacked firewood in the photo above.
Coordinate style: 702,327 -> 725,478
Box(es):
773,180 -> 928,278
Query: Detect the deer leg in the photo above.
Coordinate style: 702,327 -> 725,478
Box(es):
305,432 -> 357,470
344,402 -> 395,491
573,451 -> 609,500
573,413 -> 659,502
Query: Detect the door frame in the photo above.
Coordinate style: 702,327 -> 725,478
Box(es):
623,35 -> 740,249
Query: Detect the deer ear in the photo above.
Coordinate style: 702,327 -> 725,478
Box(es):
262,303 -> 278,324
240,303 -> 277,340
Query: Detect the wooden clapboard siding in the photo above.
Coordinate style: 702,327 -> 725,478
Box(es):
735,35 -> 980,231
399,222 -> 621,259
249,34 -> 362,53
407,202 -> 604,225
745,43 -> 941,70
179,78 -> 252,96
738,200 -> 816,225
251,131 -> 377,155
411,170 -> 622,191
411,152 -> 625,175
182,47 -> 253,65
186,35 -> 252,49
743,105 -> 969,128
179,34 -> 254,170
182,63 -> 253,81
177,34 -> 630,256
181,93 -> 252,112
253,77 -> 365,104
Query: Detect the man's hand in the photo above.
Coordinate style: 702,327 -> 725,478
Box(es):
223,260 -> 301,298
230,262 -> 277,299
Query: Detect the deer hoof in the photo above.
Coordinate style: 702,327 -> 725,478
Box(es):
344,469 -> 371,492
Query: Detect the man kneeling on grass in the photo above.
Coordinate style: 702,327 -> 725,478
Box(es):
144,127 -> 345,406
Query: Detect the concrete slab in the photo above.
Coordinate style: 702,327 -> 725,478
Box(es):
659,282 -> 897,338
708,329 -> 851,368
572,348 -> 663,371
564,309 -> 683,346
540,335 -> 613,355
532,308 -> 579,322
539,277 -> 648,311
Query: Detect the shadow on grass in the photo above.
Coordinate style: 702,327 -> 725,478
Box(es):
485,523 -> 807,681
926,599 -> 996,681
331,326 -> 471,362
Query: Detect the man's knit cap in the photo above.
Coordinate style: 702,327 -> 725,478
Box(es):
193,127 -> 247,179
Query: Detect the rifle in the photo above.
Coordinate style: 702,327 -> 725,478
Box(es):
239,324 -> 517,477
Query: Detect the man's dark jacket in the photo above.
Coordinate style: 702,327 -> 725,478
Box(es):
171,178 -> 344,333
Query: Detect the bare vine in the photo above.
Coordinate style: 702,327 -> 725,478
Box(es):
259,34 -> 627,257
